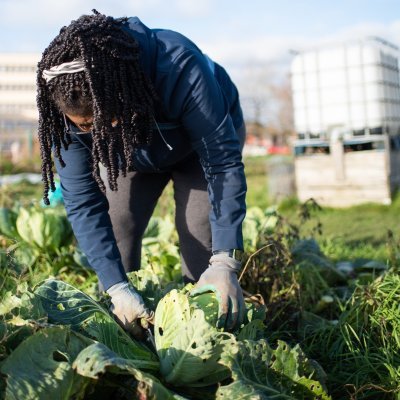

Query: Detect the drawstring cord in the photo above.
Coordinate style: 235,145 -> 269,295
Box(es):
153,116 -> 173,151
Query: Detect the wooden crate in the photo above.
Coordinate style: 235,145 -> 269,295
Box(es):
294,138 -> 397,206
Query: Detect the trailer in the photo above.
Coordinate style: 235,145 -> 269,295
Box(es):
291,37 -> 400,206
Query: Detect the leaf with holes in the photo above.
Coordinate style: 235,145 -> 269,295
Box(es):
73,342 -> 187,399
188,291 -> 219,327
217,339 -> 331,399
34,279 -> 159,371
0,326 -> 92,400
155,289 -> 234,386
128,268 -> 182,310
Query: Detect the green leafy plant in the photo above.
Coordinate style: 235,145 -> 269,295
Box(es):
18,279 -> 327,399
1,327 -> 93,400
217,339 -> 331,399
34,280 -> 159,371
16,206 -> 73,252
301,270 -> 400,399
0,207 -> 20,240
155,289 -> 234,386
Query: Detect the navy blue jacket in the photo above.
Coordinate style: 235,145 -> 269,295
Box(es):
55,17 -> 247,290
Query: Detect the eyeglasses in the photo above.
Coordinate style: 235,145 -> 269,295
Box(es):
75,121 -> 94,132
63,114 -> 119,134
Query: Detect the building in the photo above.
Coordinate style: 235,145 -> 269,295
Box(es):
291,37 -> 400,206
0,53 -> 40,160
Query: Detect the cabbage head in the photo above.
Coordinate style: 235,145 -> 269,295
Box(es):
155,289 -> 234,386
16,207 -> 73,251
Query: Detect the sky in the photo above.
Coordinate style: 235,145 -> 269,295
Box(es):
1,0 -> 400,69
1,0 -> 400,121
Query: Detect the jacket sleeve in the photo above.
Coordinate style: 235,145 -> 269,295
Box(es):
168,50 -> 247,251
54,135 -> 128,290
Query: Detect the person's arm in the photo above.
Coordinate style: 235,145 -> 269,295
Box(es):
54,134 -> 127,290
54,135 -> 153,335
166,50 -> 247,331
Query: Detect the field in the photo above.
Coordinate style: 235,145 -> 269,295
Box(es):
1,155 -> 400,399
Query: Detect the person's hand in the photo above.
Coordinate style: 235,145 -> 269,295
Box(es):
107,281 -> 154,338
190,253 -> 246,331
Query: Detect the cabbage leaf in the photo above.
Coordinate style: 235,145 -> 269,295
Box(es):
1,327 -> 92,400
74,342 -> 187,399
217,339 -> 331,399
35,279 -> 159,371
155,289 -> 234,386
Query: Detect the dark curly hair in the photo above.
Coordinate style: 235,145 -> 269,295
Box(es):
37,10 -> 158,205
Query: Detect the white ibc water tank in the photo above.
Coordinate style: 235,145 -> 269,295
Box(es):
291,37 -> 400,137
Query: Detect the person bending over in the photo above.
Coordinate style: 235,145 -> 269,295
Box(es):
37,10 -> 247,336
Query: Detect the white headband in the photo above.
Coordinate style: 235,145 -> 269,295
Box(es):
42,60 -> 85,83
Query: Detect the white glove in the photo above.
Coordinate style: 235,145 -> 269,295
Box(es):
107,281 -> 154,337
191,253 -> 246,331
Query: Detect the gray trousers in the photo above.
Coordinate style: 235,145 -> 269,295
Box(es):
103,124 -> 246,283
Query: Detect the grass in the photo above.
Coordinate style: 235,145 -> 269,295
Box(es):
290,200 -> 400,244
1,155 -> 400,263
299,270 -> 400,399
244,155 -> 270,208
276,196 -> 400,265
0,180 -> 44,208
